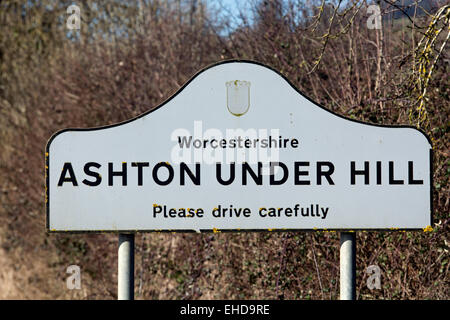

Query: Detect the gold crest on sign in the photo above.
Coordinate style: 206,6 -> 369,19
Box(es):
226,80 -> 250,116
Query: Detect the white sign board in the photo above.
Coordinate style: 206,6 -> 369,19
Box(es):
46,61 -> 432,232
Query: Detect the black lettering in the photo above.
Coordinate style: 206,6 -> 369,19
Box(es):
131,162 -> 149,186
216,163 -> 235,185
376,161 -> 382,185
243,162 -> 263,185
294,161 -> 310,185
180,163 -> 200,185
260,139 -> 268,148
270,162 -> 288,185
178,136 -> 192,148
351,161 -> 369,185
408,161 -> 423,185
389,161 -> 404,185
82,162 -> 102,186
108,162 -> 127,186
152,162 -> 174,186
317,161 -> 335,185
57,163 -> 78,186
153,205 -> 162,217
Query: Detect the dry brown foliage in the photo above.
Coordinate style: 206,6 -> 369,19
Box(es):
0,0 -> 448,299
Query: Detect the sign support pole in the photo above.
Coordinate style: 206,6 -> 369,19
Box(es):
340,232 -> 356,300
118,233 -> 135,300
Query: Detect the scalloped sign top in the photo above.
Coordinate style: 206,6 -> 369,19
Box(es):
46,61 -> 432,233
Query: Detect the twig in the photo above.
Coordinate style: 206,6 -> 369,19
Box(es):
310,234 -> 325,299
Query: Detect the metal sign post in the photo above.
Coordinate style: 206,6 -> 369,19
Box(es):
340,232 -> 356,300
118,233 -> 135,300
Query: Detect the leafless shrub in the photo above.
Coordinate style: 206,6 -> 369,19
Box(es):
0,0 -> 447,299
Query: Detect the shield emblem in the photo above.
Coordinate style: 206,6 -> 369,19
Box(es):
226,80 -> 250,116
